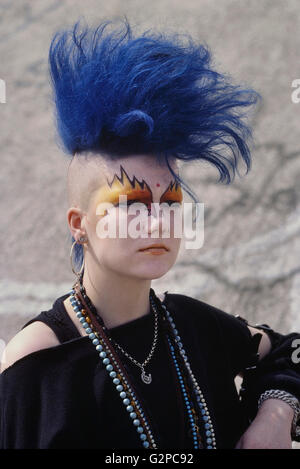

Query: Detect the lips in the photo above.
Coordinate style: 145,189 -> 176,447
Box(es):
139,243 -> 169,252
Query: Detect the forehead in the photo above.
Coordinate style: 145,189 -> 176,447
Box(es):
103,154 -> 178,184
84,153 -> 180,210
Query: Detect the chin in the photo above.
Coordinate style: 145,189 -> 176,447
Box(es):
135,260 -> 174,280
135,271 -> 170,281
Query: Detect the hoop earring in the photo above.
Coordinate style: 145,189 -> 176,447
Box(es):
70,237 -> 87,281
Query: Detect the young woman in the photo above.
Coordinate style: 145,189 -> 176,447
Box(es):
0,18 -> 299,450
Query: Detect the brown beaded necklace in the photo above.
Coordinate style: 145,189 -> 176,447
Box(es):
69,277 -> 216,449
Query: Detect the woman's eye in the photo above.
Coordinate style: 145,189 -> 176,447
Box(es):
128,199 -> 142,206
115,199 -> 146,208
162,200 -> 181,206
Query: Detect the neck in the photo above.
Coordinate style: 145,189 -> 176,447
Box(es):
81,263 -> 152,329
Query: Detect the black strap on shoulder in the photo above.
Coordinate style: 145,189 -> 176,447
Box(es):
21,294 -> 81,344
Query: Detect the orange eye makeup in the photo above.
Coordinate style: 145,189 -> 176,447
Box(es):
159,181 -> 183,205
93,166 -> 152,206
92,165 -> 182,215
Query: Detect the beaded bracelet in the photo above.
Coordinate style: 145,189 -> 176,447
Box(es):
258,389 -> 300,439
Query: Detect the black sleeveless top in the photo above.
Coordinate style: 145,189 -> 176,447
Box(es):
0,291 -> 282,449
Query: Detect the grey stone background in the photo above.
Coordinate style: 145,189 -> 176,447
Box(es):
0,0 -> 300,449
1,0 -> 300,335
0,1 -> 300,362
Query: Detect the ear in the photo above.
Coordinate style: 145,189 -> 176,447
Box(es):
66,206 -> 86,240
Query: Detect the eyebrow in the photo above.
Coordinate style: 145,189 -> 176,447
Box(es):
95,164 -> 182,207
107,165 -> 152,192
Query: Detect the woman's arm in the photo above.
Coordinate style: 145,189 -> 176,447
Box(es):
235,396 -> 294,449
236,322 -> 300,448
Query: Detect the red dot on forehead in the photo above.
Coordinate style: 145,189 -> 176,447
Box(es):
156,183 -> 160,187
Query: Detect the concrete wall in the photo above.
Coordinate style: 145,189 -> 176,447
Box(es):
0,0 -> 299,445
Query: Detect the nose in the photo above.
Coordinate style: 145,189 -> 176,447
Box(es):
147,203 -> 169,238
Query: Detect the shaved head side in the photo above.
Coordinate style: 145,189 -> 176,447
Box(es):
67,152 -> 108,211
67,151 -> 181,213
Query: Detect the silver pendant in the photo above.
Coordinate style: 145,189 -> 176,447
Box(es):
141,369 -> 152,384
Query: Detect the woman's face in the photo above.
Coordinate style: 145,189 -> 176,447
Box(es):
82,154 -> 183,280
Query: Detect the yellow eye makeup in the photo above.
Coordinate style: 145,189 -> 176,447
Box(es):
93,165 -> 182,216
93,166 -> 152,207
159,181 -> 183,205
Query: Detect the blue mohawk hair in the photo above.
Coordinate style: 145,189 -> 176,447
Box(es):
49,17 -> 261,185
49,17 -> 261,269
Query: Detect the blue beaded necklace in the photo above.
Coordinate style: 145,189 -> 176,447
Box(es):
68,282 -> 217,449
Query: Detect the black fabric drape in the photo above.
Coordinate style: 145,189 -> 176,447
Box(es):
0,291 -> 299,448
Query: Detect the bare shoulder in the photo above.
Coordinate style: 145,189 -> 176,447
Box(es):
0,321 -> 60,373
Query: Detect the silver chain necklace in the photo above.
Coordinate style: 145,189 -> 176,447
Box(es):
108,306 -> 159,384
